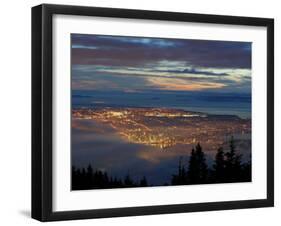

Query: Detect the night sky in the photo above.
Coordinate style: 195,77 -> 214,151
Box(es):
71,34 -> 251,93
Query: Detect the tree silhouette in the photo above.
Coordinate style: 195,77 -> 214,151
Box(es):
124,174 -> 135,187
213,147 -> 226,182
241,158 -> 252,182
140,176 -> 148,186
72,139 -> 251,190
86,164 -> 93,187
187,148 -> 197,183
172,157 -> 187,185
224,137 -> 243,182
188,143 -> 208,184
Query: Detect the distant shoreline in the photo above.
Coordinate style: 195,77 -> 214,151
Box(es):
72,105 -> 251,120
72,90 -> 251,119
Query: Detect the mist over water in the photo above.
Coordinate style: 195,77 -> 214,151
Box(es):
72,119 -> 217,185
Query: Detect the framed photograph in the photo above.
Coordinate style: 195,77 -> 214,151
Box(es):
32,4 -> 274,221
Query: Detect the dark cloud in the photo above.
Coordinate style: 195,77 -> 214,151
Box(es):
71,34 -> 252,69
160,68 -> 229,76
71,34 -> 252,92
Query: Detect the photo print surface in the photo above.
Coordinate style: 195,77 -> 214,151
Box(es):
71,34 -> 252,190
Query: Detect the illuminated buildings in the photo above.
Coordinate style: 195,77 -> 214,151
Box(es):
72,107 -> 251,151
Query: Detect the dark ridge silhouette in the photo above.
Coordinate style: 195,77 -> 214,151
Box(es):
72,139 -> 251,190
72,165 -> 149,190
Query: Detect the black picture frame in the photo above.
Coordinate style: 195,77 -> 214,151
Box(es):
32,4 -> 274,222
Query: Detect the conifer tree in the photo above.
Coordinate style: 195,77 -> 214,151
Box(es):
188,143 -> 208,184
225,137 -> 242,182
213,147 -> 225,182
140,176 -> 148,186
124,174 -> 134,187
188,148 -> 197,183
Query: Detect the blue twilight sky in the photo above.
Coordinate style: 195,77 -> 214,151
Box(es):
71,34 -> 252,93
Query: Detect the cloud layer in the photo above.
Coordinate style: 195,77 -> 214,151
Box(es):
71,34 -> 251,92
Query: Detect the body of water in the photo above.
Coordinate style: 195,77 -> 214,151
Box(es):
72,90 -> 251,119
